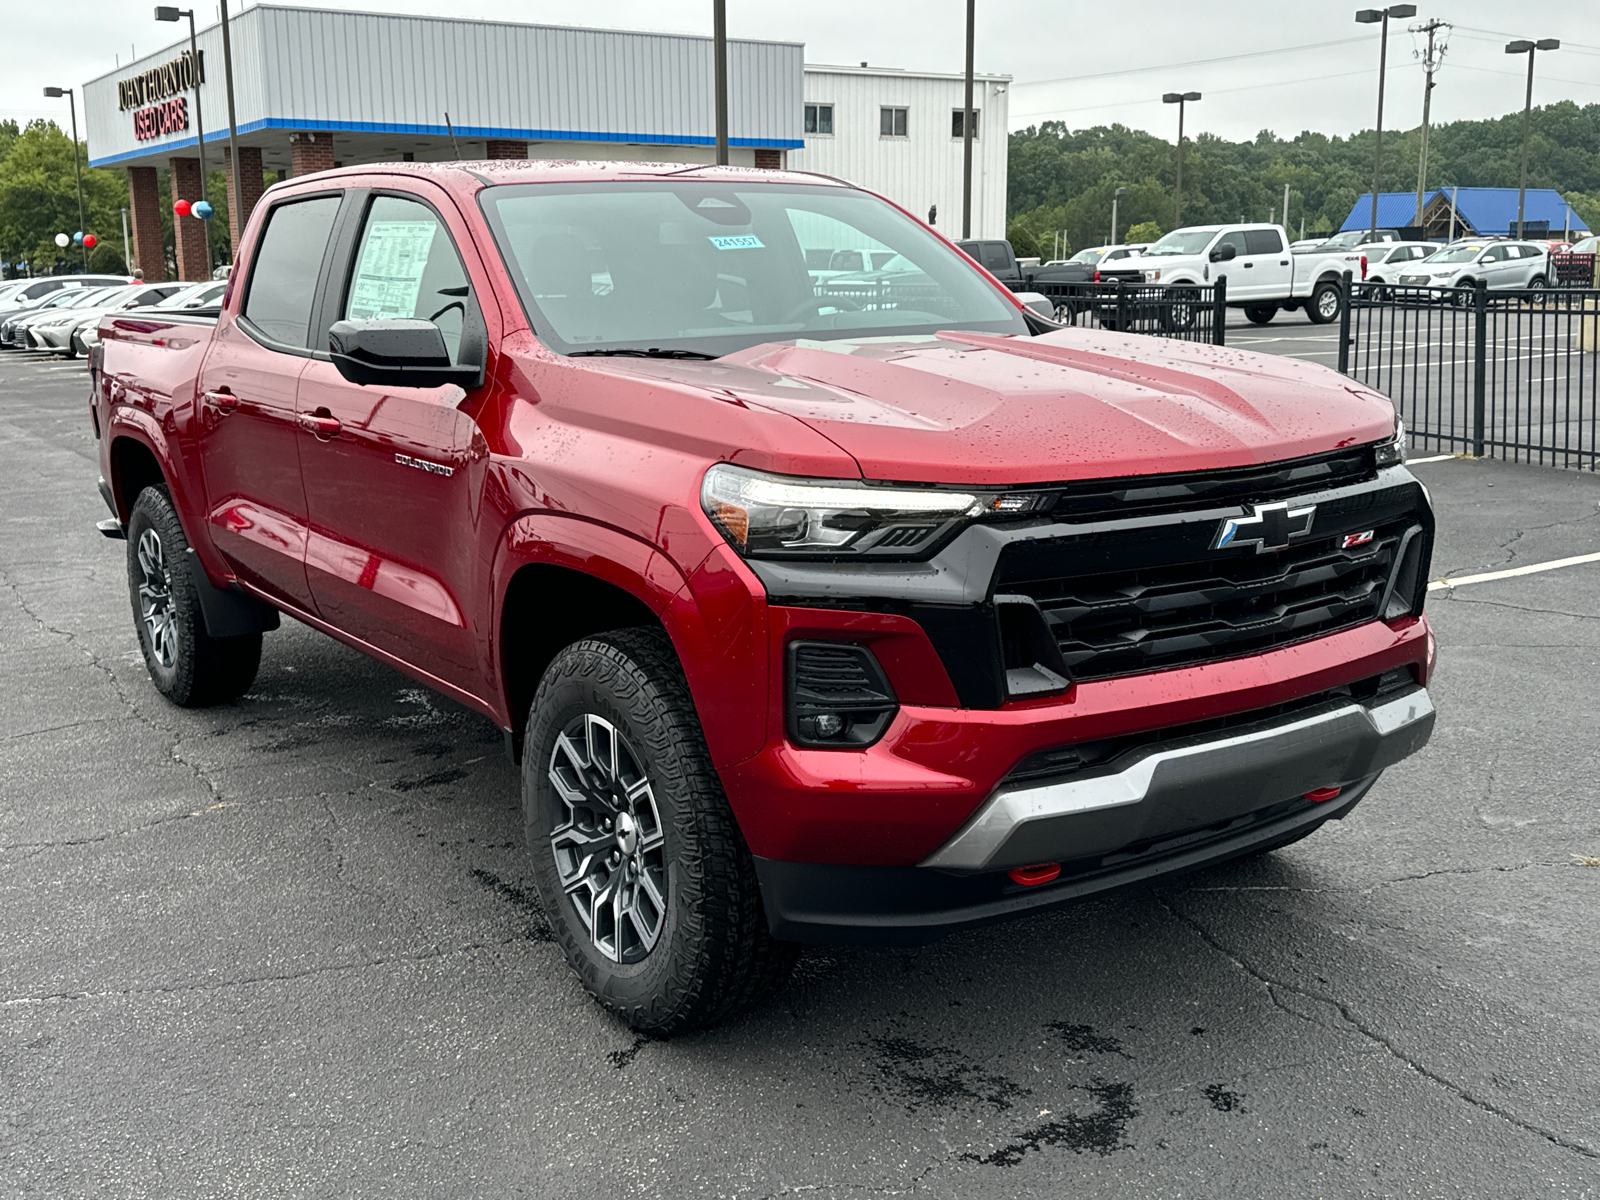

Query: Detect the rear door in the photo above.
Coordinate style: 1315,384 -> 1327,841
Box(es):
295,186 -> 495,691
1243,228 -> 1291,299
195,191 -> 347,611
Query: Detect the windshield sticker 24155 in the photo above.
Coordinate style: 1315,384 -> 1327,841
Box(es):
709,235 -> 764,250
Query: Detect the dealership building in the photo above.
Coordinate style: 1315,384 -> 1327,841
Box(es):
81,4 -> 1009,280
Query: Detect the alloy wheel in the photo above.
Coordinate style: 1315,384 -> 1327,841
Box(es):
136,528 -> 177,669
547,713 -> 668,963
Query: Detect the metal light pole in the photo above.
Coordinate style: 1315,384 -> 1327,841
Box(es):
1410,18 -> 1448,224
712,0 -> 728,166
1162,92 -> 1200,228
1283,182 -> 1291,232
1506,38 -> 1559,238
961,0 -> 975,238
1355,6 -> 1416,241
41,87 -> 88,271
218,0 -> 243,254
1110,186 -> 1128,246
155,6 -> 211,274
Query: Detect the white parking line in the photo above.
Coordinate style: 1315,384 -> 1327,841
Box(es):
1429,551 -> 1600,592
1407,453 -> 1456,464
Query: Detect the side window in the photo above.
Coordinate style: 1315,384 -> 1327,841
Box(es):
341,194 -> 471,362
1244,229 -> 1284,255
1215,231 -> 1250,257
980,242 -> 1012,273
1482,246 -> 1508,263
242,195 -> 342,348
951,109 -> 979,139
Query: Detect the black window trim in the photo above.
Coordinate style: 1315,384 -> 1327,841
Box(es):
236,188 -> 358,360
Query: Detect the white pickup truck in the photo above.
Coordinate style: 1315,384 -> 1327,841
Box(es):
1096,223 -> 1364,325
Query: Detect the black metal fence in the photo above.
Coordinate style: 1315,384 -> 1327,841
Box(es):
1341,276 -> 1600,469
1010,278 -> 1228,346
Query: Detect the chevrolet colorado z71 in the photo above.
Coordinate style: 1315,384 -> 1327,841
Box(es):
90,162 -> 1436,1032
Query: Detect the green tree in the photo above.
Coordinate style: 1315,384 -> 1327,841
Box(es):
0,120 -> 128,275
1126,220 -> 1163,243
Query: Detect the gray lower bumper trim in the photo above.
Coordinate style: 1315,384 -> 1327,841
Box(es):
921,688 -> 1435,872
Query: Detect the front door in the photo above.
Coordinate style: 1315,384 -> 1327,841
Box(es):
1209,230 -> 1251,297
195,192 -> 345,611
296,189 -> 492,691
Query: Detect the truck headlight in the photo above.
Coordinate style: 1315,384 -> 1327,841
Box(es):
1375,419 -> 1407,467
702,464 -> 1047,559
1143,269 -> 1161,282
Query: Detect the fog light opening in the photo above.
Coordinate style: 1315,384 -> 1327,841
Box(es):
1304,786 -> 1343,802
813,713 -> 845,738
1007,862 -> 1061,887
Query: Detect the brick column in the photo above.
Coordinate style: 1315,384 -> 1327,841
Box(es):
754,149 -> 785,170
168,156 -> 210,282
485,139 -> 528,159
289,131 -> 334,177
225,145 -> 266,253
127,166 -> 167,282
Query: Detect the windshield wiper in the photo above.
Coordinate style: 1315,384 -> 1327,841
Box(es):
569,347 -> 720,360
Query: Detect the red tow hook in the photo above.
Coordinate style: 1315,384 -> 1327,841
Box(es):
1008,863 -> 1062,887
1304,786 -> 1343,802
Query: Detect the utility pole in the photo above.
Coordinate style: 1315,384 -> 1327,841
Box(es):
1283,182 -> 1291,231
41,87 -> 88,271
1410,18 -> 1448,225
713,0 -> 728,166
961,0 -> 975,238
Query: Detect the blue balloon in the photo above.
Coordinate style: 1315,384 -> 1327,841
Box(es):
73,231 -> 84,244
192,200 -> 214,220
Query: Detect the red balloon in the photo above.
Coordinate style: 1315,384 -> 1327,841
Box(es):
173,199 -> 191,217
82,234 -> 97,249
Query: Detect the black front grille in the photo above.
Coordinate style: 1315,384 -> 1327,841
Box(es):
1050,449 -> 1375,523
1002,518 -> 1417,682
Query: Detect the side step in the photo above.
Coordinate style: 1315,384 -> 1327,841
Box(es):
96,517 -> 126,540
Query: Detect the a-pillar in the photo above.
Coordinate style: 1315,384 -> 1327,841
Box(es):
485,139 -> 528,160
289,131 -> 334,177
225,145 -> 266,253
168,156 -> 210,282
126,166 -> 166,282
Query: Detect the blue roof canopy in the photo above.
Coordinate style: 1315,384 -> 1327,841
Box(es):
1341,188 -> 1588,235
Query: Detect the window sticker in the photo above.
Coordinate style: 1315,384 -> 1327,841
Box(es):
709,235 -> 764,250
347,220 -> 438,320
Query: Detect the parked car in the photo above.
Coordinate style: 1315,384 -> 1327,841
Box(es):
1396,240 -> 1550,295
1,286 -> 124,348
1098,223 -> 1363,325
955,238 -> 1092,287
1056,244 -> 1151,271
1314,228 -> 1407,251
92,161 -> 1436,1032
29,283 -> 186,356
1550,237 -> 1597,288
0,276 -> 132,330
1354,242 -> 1441,294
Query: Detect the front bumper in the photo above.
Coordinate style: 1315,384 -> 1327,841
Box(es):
757,774 -> 1379,945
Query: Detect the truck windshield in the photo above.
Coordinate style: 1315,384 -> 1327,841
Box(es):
1068,248 -> 1104,264
1143,230 -> 1217,256
479,180 -> 1027,357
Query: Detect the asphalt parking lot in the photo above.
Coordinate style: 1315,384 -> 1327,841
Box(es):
3,345 -> 1599,1199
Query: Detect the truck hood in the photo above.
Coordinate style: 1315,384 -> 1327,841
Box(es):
596,329 -> 1394,485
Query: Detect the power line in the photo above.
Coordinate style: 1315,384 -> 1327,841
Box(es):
1012,67 -> 1379,121
1445,62 -> 1600,90
1012,35 -> 1376,89
1454,24 -> 1600,54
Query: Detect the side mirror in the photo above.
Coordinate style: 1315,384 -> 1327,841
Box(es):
1209,243 -> 1237,263
327,318 -> 482,389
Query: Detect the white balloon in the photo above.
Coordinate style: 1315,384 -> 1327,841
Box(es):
54,233 -> 70,248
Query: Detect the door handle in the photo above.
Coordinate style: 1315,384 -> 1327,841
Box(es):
1242,262 -> 1254,268
1280,260 -> 1289,265
298,411 -> 341,438
202,389 -> 238,412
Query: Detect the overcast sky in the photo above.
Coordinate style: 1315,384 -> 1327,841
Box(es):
7,1 -> 1599,145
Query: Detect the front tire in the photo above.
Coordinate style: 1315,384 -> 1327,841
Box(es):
1243,304 -> 1278,325
523,627 -> 798,1033
126,487 -> 262,706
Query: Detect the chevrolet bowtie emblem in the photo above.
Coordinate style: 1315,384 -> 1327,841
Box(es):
1213,501 -> 1317,553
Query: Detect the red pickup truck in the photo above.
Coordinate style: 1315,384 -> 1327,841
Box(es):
90,161 -> 1436,1032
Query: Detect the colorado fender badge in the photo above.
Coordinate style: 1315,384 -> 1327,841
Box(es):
1213,501 -> 1317,553
395,453 -> 453,478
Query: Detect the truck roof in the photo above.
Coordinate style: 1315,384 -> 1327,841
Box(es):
261,159 -> 853,198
